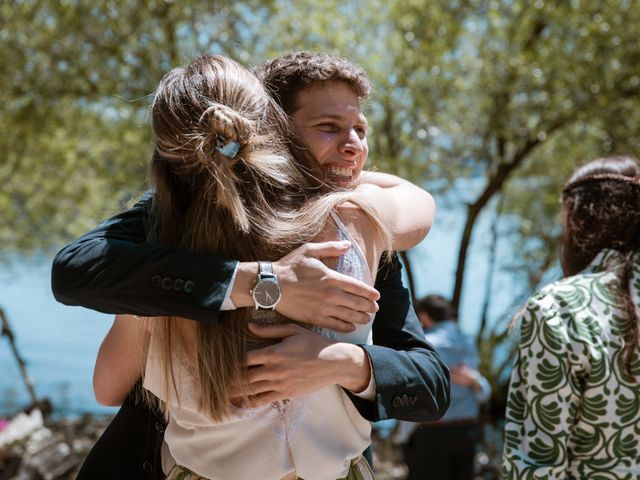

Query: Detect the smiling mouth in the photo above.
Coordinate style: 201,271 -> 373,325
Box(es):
326,166 -> 354,183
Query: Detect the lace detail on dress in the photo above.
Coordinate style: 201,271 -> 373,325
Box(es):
318,212 -> 374,344
246,310 -> 310,447
332,212 -> 370,284
268,397 -> 309,456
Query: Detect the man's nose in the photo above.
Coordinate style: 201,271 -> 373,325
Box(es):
339,130 -> 365,156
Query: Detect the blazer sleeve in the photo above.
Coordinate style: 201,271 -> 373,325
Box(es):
348,253 -> 451,422
51,192 -> 237,324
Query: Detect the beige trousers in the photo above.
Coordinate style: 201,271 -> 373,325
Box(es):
165,455 -> 375,480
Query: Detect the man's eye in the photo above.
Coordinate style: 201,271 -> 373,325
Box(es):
355,127 -> 367,138
318,124 -> 339,132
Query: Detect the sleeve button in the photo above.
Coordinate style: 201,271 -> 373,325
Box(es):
173,278 -> 185,291
184,280 -> 195,293
142,460 -> 153,473
151,275 -> 162,288
161,277 -> 173,290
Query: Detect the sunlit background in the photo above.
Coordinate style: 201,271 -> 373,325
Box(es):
2,0 -> 639,476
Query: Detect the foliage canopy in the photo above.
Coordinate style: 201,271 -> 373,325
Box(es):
3,1 -> 639,337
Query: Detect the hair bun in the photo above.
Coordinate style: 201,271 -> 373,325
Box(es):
200,103 -> 253,147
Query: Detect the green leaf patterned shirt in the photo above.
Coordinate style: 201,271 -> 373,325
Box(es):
502,249 -> 640,480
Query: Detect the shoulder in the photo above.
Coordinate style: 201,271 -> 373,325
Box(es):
333,203 -> 379,246
527,269 -> 619,316
518,271 -> 618,350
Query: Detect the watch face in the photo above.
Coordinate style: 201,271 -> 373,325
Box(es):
253,279 -> 281,308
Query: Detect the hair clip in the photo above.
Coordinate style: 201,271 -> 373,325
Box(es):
215,136 -> 241,158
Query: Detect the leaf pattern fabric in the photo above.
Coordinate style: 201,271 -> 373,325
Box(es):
502,249 -> 640,479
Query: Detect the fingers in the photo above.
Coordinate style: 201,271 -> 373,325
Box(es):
328,289 -> 379,315
231,379 -> 275,397
315,317 -> 357,333
229,390 -> 286,409
328,271 -> 380,302
244,325 -> 289,367
302,240 -> 352,259
314,282 -> 378,327
245,345 -> 273,367
230,374 -> 290,408
289,242 -> 380,304
245,323 -> 313,366
330,306 -> 372,326
247,322 -> 302,339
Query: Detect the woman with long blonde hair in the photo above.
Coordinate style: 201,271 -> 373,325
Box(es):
93,53 -> 432,480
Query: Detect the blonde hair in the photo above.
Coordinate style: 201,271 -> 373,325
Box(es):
144,54 -> 390,421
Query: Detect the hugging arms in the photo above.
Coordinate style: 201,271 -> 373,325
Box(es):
52,50 -> 449,422
53,187 -> 449,421
51,50 -> 450,479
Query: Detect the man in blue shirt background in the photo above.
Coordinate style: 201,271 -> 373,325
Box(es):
395,294 -> 491,480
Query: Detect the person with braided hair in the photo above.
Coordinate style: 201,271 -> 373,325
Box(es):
502,155 -> 640,479
91,53 -> 435,480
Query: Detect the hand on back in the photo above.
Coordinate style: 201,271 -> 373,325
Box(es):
231,322 -> 371,407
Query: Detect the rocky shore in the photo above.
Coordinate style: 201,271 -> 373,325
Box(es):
0,407 -> 111,480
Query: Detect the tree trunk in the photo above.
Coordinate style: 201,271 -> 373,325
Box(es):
0,307 -> 38,405
452,203 -> 482,312
477,192 -> 503,345
451,136 -> 548,312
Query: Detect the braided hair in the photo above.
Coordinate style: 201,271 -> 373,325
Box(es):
560,155 -> 640,374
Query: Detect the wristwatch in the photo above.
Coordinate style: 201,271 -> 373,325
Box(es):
251,261 -> 281,310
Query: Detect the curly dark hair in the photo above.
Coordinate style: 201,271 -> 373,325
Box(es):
254,51 -> 371,115
560,155 -> 640,374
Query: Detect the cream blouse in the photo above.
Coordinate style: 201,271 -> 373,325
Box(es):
144,213 -> 376,480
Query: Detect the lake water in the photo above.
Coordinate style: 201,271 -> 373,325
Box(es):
0,195 -> 523,417
0,259 -> 115,417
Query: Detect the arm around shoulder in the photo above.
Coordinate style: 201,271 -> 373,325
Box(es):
51,193 -> 238,323
356,172 -> 435,251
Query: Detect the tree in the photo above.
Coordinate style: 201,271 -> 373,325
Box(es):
4,0 -> 639,328
378,1 -> 640,312
255,2 -> 640,416
262,0 -> 640,316
0,0 -> 274,255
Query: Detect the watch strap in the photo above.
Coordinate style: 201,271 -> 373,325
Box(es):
257,261 -> 275,279
252,261 -> 280,310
